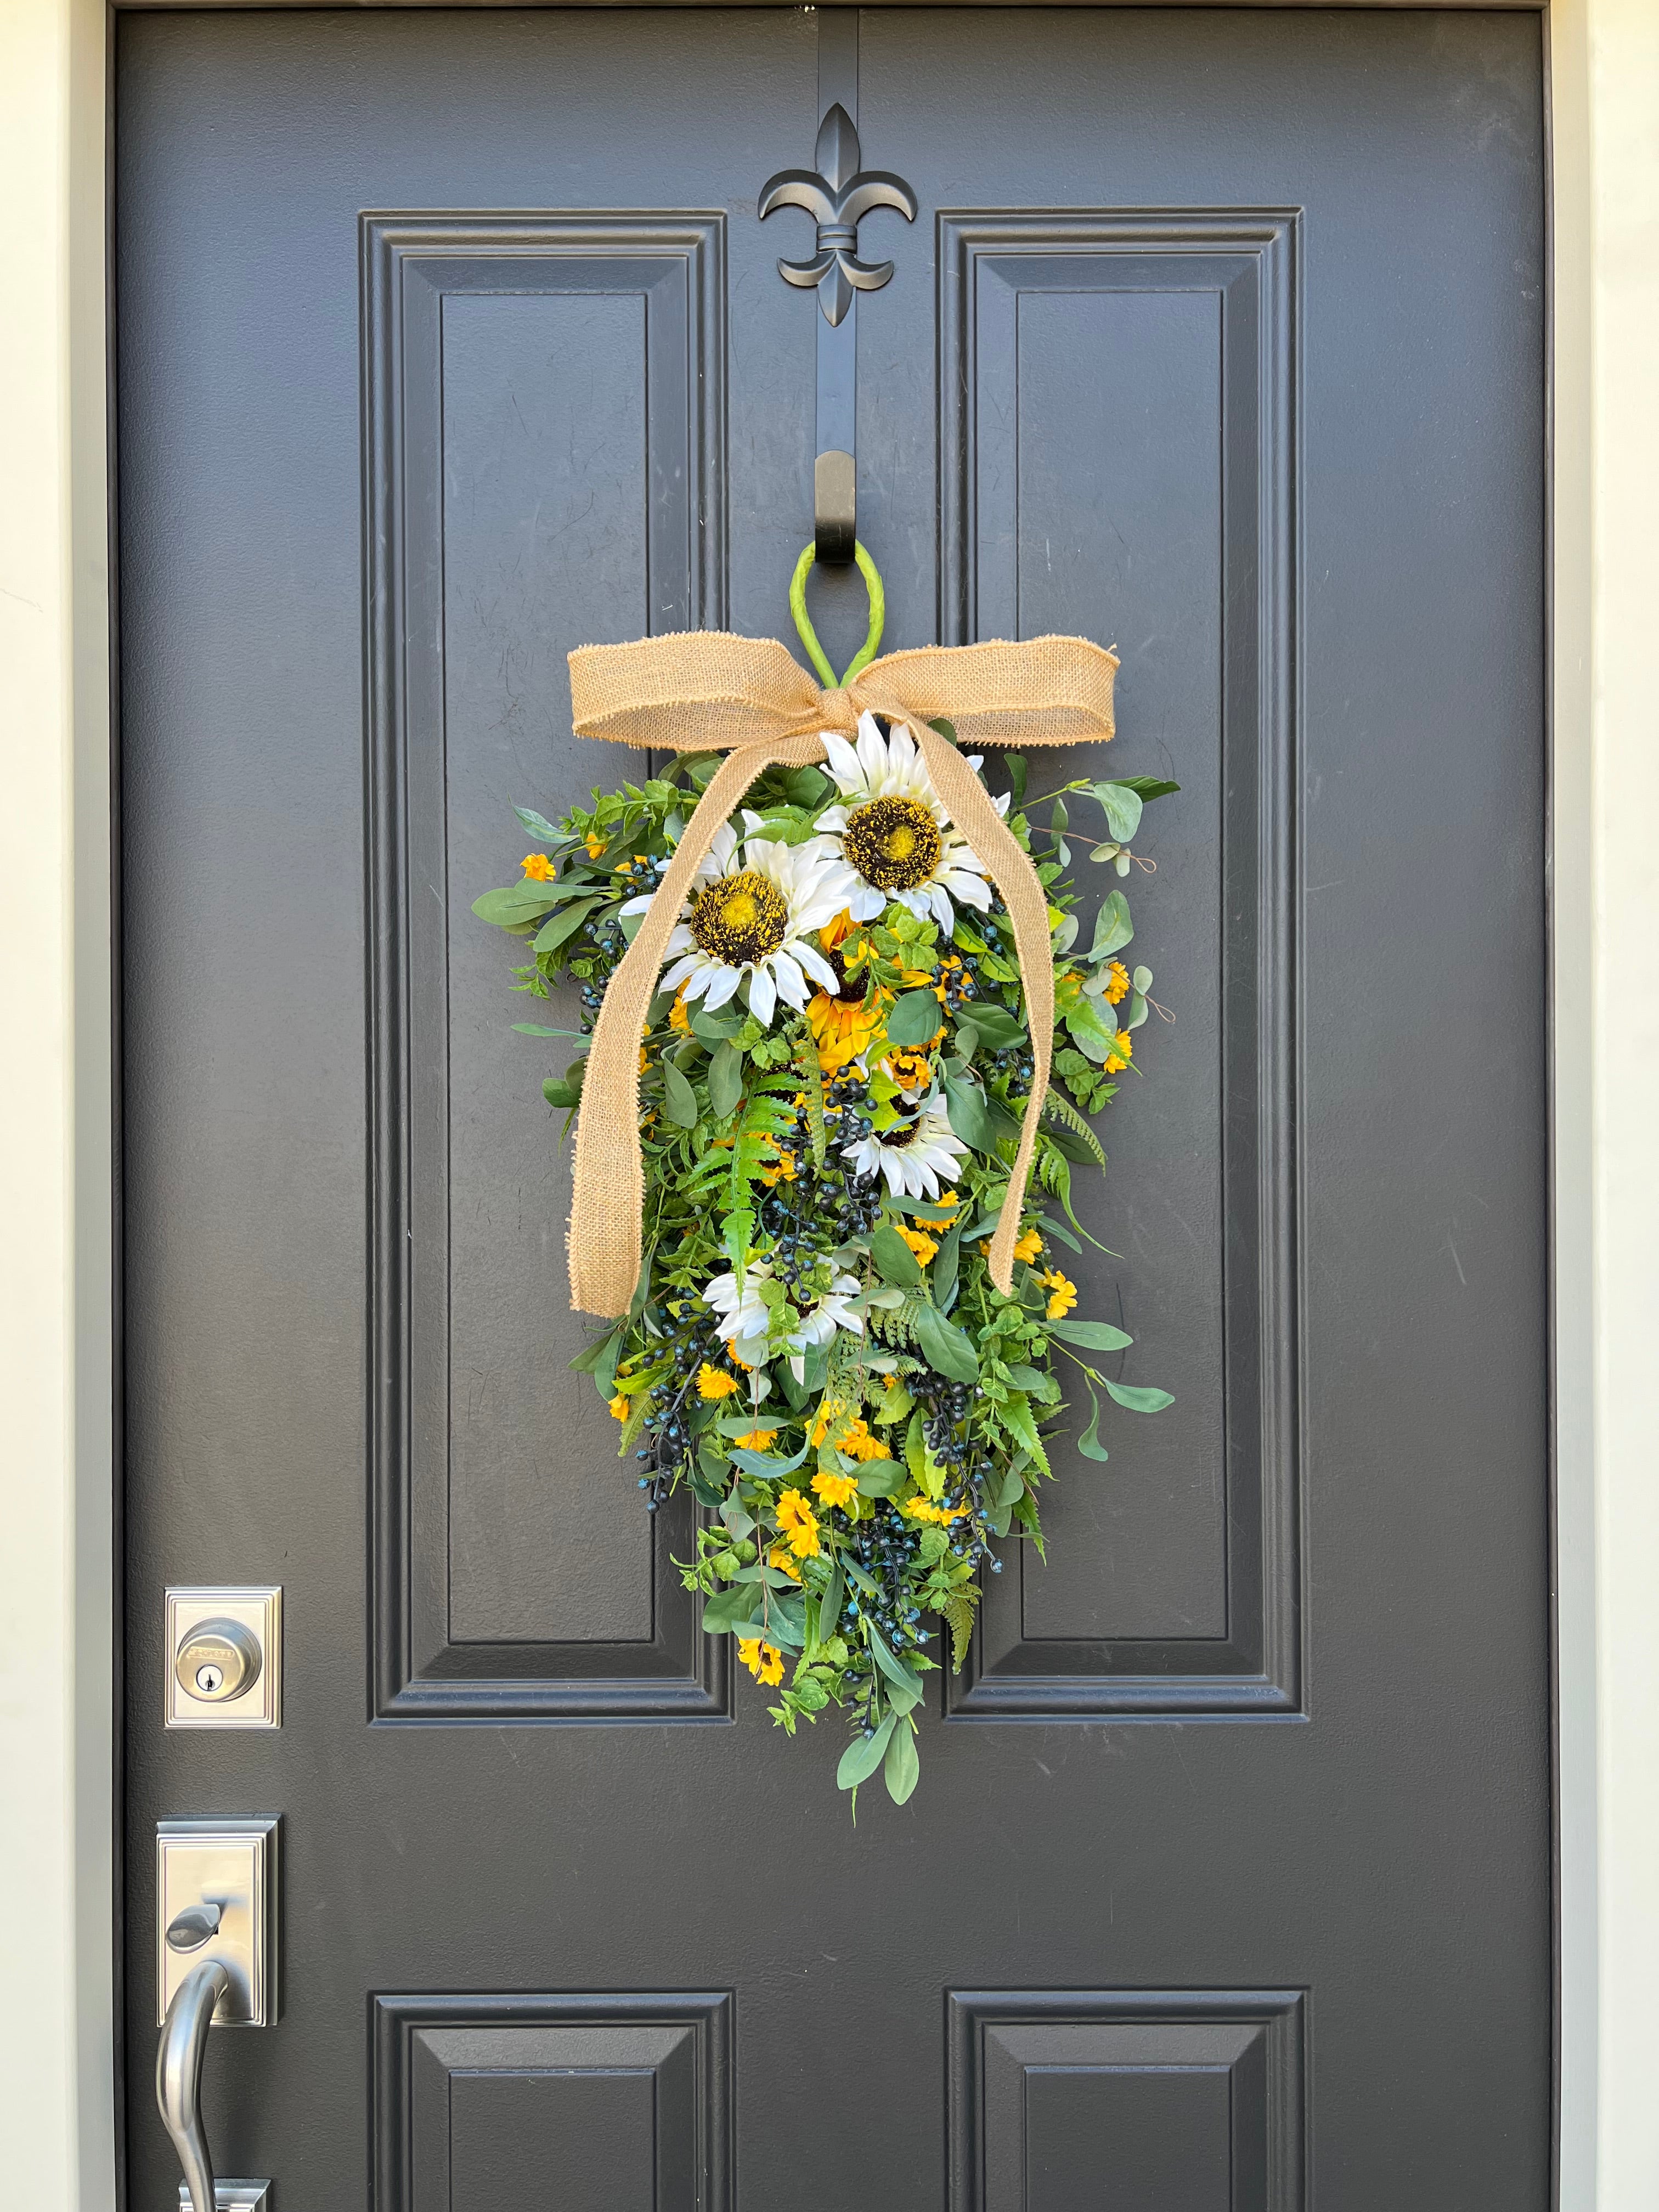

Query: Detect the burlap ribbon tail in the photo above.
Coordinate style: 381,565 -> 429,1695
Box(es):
563,633 -> 1118,1319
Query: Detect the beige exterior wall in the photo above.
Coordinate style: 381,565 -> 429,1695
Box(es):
0,2 -> 1652,2205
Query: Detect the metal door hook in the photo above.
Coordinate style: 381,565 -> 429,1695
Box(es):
157,1959 -> 230,2212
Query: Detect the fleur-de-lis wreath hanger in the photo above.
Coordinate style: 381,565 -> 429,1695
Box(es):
760,103 -> 918,328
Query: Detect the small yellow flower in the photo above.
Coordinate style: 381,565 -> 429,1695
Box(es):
608,1393 -> 629,1420
934,1193 -> 959,1212
806,987 -> 886,1075
883,1046 -> 933,1093
775,1488 -> 822,1559
903,1496 -> 966,1525
808,1398 -> 849,1448
1042,1269 -> 1078,1320
733,1427 -> 779,1451
759,1144 -> 797,1188
1104,959 -> 1131,1006
668,986 -> 692,1035
1105,1030 -> 1134,1074
738,1637 -> 785,1686
521,852 -> 556,881
812,1469 -> 860,1511
697,1363 -> 739,1402
639,1043 -> 650,1074
895,1222 -> 939,1266
768,1544 -> 803,1583
1013,1227 -> 1043,1265
844,1423 -> 889,1462
584,830 -> 606,859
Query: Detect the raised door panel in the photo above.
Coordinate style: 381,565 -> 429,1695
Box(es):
365,217 -> 729,1716
949,1991 -> 1304,2212
939,216 -> 1299,1717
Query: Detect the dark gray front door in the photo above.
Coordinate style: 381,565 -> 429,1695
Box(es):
119,9 -> 1549,2207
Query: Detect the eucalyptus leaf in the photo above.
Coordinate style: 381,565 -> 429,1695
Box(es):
568,1324 -> 624,1376
707,1042 -> 744,1121
1091,780 -> 1144,842
728,1440 -> 811,1478
512,804 -> 563,844
869,1224 -> 922,1289
533,898 -> 600,955
958,1001 -> 1025,1050
886,989 -> 945,1048
1063,994 -> 1120,1065
1076,1380 -> 1111,1462
701,1587 -> 769,1635
1088,889 -> 1135,960
689,1005 -> 744,1043
541,1079 -> 579,1108
913,1301 -> 980,1384
815,1560 -> 844,1649
884,1720 -> 921,1804
471,884 -> 558,928
1047,1318 -> 1133,1351
1103,1378 -> 1176,1413
854,1459 -> 906,1497
944,1073 -> 1021,1156
932,1222 -> 961,1311
511,1023 -> 588,1038
867,1628 -> 924,1710
837,1716 -> 896,1791
661,1059 -> 699,1129
1112,775 -> 1181,802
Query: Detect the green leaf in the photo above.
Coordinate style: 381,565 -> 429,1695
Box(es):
1005,752 -> 1028,806
472,884 -> 558,928
541,1078 -> 579,1108
661,1059 -> 699,1128
884,1718 -> 921,1804
701,1587 -> 768,1635
854,1459 -> 906,1497
1063,993 -> 1121,1065
944,1073 -> 1022,1156
1041,1092 -> 1106,1166
1090,780 -> 1144,842
814,1561 -> 844,1651
533,898 -> 599,955
870,1224 -> 923,1288
999,1391 -> 1051,1474
960,1001 -> 1025,1051
1103,1378 -> 1175,1413
728,1441 -> 811,1478
1088,889 -> 1134,961
1047,1318 -> 1133,1351
932,1222 -> 962,1311
689,1004 -> 744,1043
837,1716 -> 896,1790
1112,775 -> 1181,803
867,1628 -> 924,1711
886,988 -> 945,1048
1076,1380 -> 1111,1462
913,1301 -> 980,1384
928,717 -> 958,746
707,1042 -> 744,1121
511,1023 -> 587,1038
512,804 -> 563,843
569,1323 -> 624,1377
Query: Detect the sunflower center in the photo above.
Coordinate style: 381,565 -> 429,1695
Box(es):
843,797 -> 943,891
691,869 -> 788,966
882,1118 -> 921,1149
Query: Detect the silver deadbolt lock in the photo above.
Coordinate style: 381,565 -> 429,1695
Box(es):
176,1618 -> 262,1703
165,1588 -> 281,1728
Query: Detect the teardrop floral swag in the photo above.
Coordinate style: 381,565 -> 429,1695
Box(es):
476,712 -> 1176,1805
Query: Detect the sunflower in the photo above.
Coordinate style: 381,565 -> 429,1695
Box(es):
625,812 -> 849,1028
816,713 -> 1010,932
843,1093 -> 968,1201
738,1637 -> 785,1685
702,1264 -> 865,1378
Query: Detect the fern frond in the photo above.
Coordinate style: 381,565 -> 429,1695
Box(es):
795,1034 -> 827,1168
1042,1091 -> 1106,1167
942,1587 -> 980,1672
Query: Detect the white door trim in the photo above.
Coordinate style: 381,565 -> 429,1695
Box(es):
1,3 -> 1651,2206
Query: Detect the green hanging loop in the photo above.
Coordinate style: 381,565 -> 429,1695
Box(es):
789,540 -> 886,690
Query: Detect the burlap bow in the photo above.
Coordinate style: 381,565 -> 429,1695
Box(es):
563,631 -> 1118,1317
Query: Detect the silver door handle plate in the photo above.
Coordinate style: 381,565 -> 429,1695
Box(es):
156,1819 -> 280,2026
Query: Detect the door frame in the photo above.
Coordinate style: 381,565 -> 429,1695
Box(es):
1,2 -> 1650,2205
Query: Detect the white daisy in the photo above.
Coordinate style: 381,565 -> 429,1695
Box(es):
783,1274 -> 865,1383
703,1263 -> 772,1353
629,813 -> 850,1028
843,1092 -> 969,1201
817,713 -> 1011,933
702,1264 -> 865,1383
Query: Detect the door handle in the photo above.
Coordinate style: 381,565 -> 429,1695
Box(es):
156,1956 -> 230,2212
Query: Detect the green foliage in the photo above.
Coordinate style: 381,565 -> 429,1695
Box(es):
472,717 -> 1176,1805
